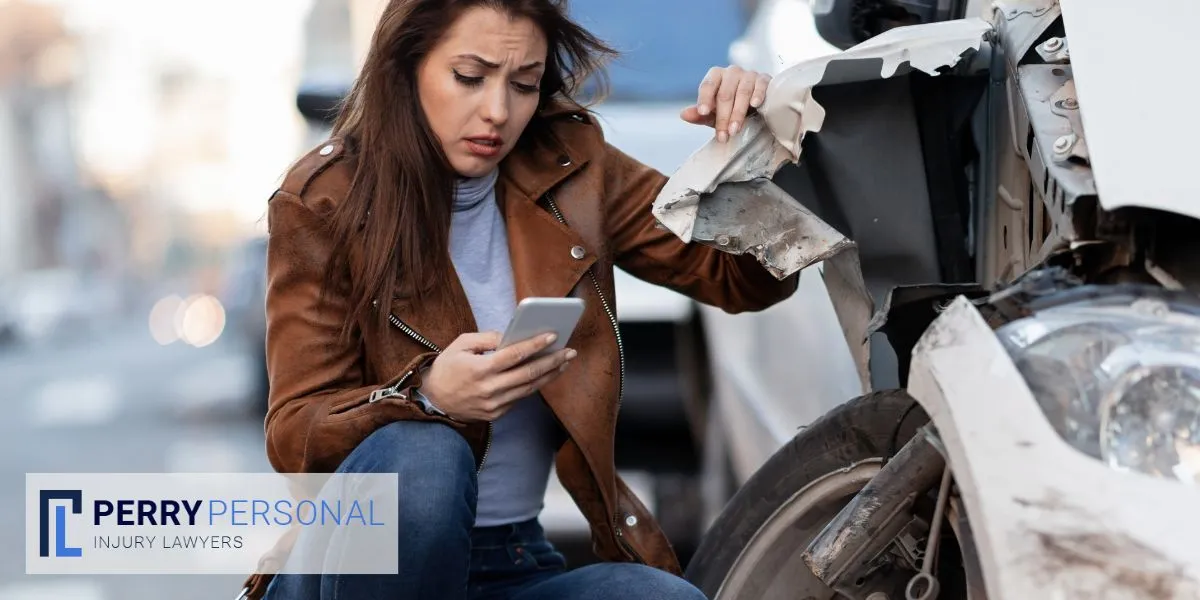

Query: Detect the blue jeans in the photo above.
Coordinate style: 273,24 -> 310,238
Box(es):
264,420 -> 707,600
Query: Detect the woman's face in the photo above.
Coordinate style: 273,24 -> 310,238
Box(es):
418,7 -> 548,178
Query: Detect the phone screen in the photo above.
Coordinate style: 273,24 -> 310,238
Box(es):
499,297 -> 585,356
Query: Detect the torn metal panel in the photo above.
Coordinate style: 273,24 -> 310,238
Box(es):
653,116 -> 793,243
688,178 -> 852,280
652,18 -> 992,391
761,17 -> 993,161
651,17 -> 993,280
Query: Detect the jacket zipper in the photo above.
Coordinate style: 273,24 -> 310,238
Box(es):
542,193 -> 627,407
369,304 -> 493,473
386,313 -> 440,353
543,192 -> 641,562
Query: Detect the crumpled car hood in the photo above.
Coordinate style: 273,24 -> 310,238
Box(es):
652,17 -> 993,280
1060,0 -> 1200,222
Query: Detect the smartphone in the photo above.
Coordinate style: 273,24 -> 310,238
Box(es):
498,297 -> 586,360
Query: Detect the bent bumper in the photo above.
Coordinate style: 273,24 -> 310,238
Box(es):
907,296 -> 1200,599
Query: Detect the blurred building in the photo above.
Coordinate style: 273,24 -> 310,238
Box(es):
0,0 -> 313,341
0,0 -> 115,278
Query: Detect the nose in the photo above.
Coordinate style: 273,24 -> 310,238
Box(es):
480,81 -> 509,127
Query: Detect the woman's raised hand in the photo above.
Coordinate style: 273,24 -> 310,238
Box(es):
417,331 -> 576,423
680,65 -> 772,144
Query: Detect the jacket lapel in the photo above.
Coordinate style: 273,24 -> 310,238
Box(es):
500,132 -> 599,302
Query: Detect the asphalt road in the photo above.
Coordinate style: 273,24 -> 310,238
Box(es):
0,317 -> 620,599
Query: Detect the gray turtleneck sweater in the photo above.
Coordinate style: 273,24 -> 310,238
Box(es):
447,168 -> 559,527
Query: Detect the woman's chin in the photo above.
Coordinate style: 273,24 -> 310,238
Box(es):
451,155 -> 502,178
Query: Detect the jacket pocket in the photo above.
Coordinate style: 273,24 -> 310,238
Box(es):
328,395 -> 369,416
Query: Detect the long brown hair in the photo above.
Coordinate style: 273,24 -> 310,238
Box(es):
324,0 -> 615,334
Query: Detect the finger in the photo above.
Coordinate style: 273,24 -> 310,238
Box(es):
491,360 -> 570,413
727,72 -> 757,138
750,73 -> 771,109
493,347 -> 574,393
696,66 -> 723,119
454,331 -> 503,353
679,104 -> 715,126
489,332 -> 557,372
713,66 -> 743,143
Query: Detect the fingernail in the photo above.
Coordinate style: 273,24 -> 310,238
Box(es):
751,96 -> 762,107
717,131 -> 728,143
565,349 -> 578,360
545,333 -> 557,344
699,104 -> 710,116
729,121 -> 740,135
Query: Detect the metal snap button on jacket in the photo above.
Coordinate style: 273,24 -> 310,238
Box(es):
319,144 -> 334,156
570,245 -> 585,259
557,154 -> 572,167
624,514 -> 639,527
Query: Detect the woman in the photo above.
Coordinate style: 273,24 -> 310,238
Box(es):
244,0 -> 798,598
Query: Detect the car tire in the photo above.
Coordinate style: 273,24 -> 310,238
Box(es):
684,390 -> 929,598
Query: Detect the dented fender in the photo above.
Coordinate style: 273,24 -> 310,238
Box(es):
907,296 -> 1200,600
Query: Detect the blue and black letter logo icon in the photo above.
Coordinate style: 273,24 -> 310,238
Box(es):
39,490 -> 82,558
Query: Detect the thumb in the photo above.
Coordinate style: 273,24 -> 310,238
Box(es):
680,105 -> 715,126
455,331 -> 503,353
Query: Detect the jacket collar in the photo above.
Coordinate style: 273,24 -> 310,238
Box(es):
496,110 -> 603,301
499,111 -> 599,203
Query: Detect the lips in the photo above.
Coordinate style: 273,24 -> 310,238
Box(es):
464,135 -> 503,158
466,135 -> 502,147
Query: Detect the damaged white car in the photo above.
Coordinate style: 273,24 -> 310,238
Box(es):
667,1 -> 1200,598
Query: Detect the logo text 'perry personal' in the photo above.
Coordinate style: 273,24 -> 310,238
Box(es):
27,473 -> 399,576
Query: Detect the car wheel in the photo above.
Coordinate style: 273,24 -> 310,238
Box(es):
684,390 -> 983,599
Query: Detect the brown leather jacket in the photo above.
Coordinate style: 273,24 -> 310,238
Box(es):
238,108 -> 798,598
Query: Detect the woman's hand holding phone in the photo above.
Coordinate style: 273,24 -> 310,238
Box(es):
417,331 -> 576,423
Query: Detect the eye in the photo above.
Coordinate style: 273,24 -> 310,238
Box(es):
453,70 -> 483,87
512,82 -> 540,95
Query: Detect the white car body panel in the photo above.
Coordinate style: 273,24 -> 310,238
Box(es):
908,296 -> 1200,599
728,0 -> 840,76
1060,0 -> 1200,222
704,265 -> 862,481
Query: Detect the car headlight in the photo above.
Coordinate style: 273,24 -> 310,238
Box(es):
996,295 -> 1200,485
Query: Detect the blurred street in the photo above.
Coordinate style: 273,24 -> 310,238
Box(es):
0,310 -> 625,598
0,313 -> 272,598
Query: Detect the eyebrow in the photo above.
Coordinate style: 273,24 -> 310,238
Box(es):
455,54 -> 544,72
